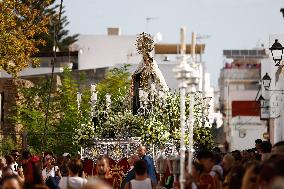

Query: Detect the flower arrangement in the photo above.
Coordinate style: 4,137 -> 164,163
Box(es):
74,86 -> 214,151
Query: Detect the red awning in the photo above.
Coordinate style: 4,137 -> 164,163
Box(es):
232,101 -> 260,117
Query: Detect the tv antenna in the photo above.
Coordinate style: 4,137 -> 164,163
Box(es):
145,17 -> 159,33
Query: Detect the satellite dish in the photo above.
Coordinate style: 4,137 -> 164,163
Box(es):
154,32 -> 163,43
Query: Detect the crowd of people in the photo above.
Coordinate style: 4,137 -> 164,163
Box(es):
179,139 -> 284,189
0,140 -> 283,189
0,150 -> 111,189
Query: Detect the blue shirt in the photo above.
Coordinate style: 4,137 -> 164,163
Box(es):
142,155 -> 157,183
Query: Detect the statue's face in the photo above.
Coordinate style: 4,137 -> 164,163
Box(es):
136,33 -> 154,55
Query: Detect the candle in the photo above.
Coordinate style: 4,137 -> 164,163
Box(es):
91,92 -> 97,102
91,84 -> 96,92
77,92 -> 82,102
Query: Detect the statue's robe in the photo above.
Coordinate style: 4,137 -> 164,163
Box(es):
132,58 -> 168,114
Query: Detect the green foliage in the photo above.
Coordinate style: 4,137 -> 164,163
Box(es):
103,111 -> 145,139
142,117 -> 170,147
0,136 -> 18,156
12,64 -> 214,153
193,126 -> 214,151
0,0 -> 51,76
11,68 -> 91,154
77,65 -> 214,150
96,64 -> 131,102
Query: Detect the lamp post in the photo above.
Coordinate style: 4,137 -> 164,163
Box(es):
187,68 -> 199,174
269,39 -> 284,66
173,26 -> 192,189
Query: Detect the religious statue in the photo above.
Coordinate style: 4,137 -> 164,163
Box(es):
132,32 -> 168,114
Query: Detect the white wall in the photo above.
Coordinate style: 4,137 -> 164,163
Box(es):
116,62 -> 180,90
0,67 -> 63,78
77,35 -> 140,70
230,116 -> 267,150
224,86 -> 260,149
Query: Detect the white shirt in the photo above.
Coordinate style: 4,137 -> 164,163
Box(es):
11,162 -> 18,172
42,166 -> 59,181
59,176 -> 87,189
130,178 -> 152,189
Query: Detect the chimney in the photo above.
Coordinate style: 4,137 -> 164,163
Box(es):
107,27 -> 121,36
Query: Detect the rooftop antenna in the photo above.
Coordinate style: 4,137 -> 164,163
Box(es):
195,34 -> 210,62
145,17 -> 159,33
196,34 -> 210,43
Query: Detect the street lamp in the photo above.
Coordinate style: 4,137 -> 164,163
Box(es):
262,73 -> 284,92
173,58 -> 191,189
269,39 -> 284,66
262,73 -> 272,90
280,8 -> 284,19
258,95 -> 266,108
187,68 -> 199,174
187,69 -> 200,92
258,95 -> 270,120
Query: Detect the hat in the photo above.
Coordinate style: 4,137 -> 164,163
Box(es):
62,153 -> 70,157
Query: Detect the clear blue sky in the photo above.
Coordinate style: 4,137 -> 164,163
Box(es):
59,0 -> 283,87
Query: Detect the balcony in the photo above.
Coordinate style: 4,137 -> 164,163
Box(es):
220,68 -> 260,81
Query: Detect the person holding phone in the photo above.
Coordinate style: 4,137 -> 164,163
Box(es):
42,155 -> 60,182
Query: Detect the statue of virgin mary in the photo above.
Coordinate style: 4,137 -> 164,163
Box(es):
132,32 -> 168,114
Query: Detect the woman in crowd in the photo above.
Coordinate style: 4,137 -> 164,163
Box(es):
4,155 -> 18,176
190,161 -> 203,189
2,175 -> 22,189
0,157 -> 6,179
241,163 -> 260,189
42,155 -> 60,182
222,153 -> 235,189
125,160 -> 155,189
59,159 -> 87,189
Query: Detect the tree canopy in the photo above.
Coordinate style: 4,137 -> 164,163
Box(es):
11,68 -> 91,154
0,0 -> 51,76
0,0 -> 78,76
35,1 -> 79,52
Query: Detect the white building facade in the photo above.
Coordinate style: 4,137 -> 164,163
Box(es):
219,49 -> 268,151
260,34 -> 284,144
